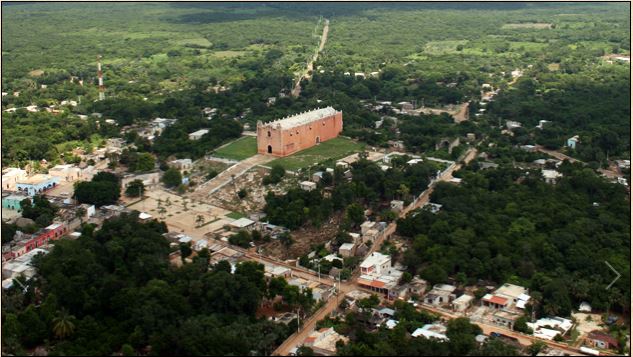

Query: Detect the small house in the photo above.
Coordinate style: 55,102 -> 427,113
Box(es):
339,242 -> 356,258
567,135 -> 580,149
300,181 -> 317,191
390,200 -> 404,213
587,331 -> 620,350
312,171 -> 324,183
229,217 -> 256,232
542,169 -> 563,184
451,294 -> 474,312
423,284 -> 456,306
188,129 -> 209,141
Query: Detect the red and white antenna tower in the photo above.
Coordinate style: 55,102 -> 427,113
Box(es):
97,55 -> 105,101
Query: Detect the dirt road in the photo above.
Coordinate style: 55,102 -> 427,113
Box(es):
292,19 -> 329,97
535,145 -> 581,164
452,102 -> 470,122
365,147 -> 478,260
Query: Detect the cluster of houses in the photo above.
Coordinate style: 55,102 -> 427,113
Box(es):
342,71 -> 381,79
1,162 -> 99,209
2,247 -> 49,289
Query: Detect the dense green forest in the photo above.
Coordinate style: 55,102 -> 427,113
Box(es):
1,111 -> 115,166
397,163 -> 630,317
3,2 -> 630,164
484,65 -> 630,162
1,213 -> 302,355
1,2 -> 630,355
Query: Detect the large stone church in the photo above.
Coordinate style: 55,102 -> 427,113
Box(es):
256,107 -> 343,157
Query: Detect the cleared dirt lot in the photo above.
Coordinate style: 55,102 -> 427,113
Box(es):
572,312 -> 605,335
126,188 -> 233,240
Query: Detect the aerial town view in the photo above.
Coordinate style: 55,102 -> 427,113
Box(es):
0,1 -> 630,356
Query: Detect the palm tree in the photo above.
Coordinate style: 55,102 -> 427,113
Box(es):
196,215 -> 205,227
397,184 -> 410,200
75,206 -> 87,224
52,309 -> 75,340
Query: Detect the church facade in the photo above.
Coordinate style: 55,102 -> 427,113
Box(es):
257,107 -> 343,157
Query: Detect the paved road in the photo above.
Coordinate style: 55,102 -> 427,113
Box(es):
292,19 -> 329,97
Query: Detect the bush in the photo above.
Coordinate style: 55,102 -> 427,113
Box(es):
162,168 -> 182,188
263,164 -> 285,185
207,169 -> 218,180
125,179 -> 145,197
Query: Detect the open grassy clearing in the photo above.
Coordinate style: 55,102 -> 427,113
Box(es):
268,137 -> 365,171
210,50 -> 247,59
213,136 -> 258,161
501,22 -> 553,29
173,37 -> 213,47
225,211 -> 246,220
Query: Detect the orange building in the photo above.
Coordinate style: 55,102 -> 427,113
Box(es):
257,107 -> 343,157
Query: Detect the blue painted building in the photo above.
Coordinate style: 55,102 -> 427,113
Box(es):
16,174 -> 60,196
2,193 -> 28,211
567,135 -> 580,150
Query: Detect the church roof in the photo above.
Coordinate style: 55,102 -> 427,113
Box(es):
261,107 -> 338,130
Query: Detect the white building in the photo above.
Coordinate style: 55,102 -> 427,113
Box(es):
482,283 -> 530,310
300,181 -> 317,191
451,294 -> 474,312
528,317 -> 574,340
424,284 -> 457,306
229,217 -> 256,231
542,169 -> 563,184
188,129 -> 210,141
390,200 -> 404,213
303,327 -> 349,355
506,120 -> 522,130
360,252 -> 391,275
2,167 -> 27,190
339,243 -> 356,258
412,324 -> 449,341
169,159 -> 193,172
48,164 -> 84,182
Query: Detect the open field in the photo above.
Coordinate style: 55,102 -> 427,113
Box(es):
268,137 -> 365,171
501,22 -> 553,29
126,188 -> 233,240
213,136 -> 258,161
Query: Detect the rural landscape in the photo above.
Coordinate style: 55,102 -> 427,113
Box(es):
1,2 -> 630,356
